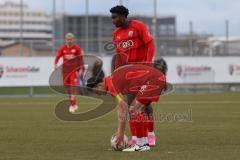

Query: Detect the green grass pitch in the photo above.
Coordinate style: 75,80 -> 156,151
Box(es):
0,92 -> 240,160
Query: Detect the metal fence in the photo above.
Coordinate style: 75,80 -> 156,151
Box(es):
0,37 -> 240,57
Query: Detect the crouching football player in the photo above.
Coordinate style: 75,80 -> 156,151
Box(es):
87,62 -> 167,151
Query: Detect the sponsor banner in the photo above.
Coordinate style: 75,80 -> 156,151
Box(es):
0,57 -> 54,87
165,57 -> 240,84
0,57 -> 240,87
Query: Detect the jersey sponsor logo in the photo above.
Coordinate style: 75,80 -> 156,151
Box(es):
119,40 -> 134,50
64,54 -> 75,59
71,49 -> 76,53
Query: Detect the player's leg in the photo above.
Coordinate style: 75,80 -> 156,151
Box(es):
123,111 -> 150,152
68,72 -> 79,113
63,74 -> 74,112
126,94 -> 137,145
135,112 -> 149,150
145,105 -> 156,146
129,117 -> 137,145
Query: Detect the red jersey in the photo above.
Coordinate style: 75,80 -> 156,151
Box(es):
112,20 -> 154,64
54,44 -> 84,76
104,64 -> 166,105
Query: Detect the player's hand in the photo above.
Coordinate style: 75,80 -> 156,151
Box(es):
79,69 -> 83,76
129,105 -> 136,114
76,70 -> 83,78
115,132 -> 124,145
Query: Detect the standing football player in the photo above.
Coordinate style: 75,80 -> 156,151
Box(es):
54,33 -> 84,113
110,5 -> 156,146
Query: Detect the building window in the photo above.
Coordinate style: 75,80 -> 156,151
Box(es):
168,24 -> 175,35
158,25 -> 168,36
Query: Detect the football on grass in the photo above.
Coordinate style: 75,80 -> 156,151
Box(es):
110,134 -> 128,151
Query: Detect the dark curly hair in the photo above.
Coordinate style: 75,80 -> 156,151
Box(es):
110,5 -> 129,18
154,58 -> 168,75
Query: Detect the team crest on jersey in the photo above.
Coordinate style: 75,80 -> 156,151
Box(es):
128,31 -> 134,37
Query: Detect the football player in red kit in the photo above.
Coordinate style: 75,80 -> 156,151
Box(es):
87,63 -> 166,151
110,5 -> 156,146
54,33 -> 84,113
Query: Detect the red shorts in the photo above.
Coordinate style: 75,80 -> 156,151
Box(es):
63,71 -> 79,87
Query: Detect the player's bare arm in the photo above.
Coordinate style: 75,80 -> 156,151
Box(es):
115,97 -> 128,144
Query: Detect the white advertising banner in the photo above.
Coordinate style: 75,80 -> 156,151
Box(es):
0,57 -> 54,87
0,57 -> 240,87
165,57 -> 240,84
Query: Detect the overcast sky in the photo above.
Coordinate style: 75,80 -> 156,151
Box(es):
4,0 -> 240,36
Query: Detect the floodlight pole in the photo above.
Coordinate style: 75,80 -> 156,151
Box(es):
226,20 -> 229,55
85,0 -> 89,53
61,0 -> 65,42
20,0 -> 23,56
52,0 -> 56,54
153,0 -> 158,57
189,21 -> 193,56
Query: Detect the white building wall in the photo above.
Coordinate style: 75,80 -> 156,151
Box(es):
0,1 -> 52,40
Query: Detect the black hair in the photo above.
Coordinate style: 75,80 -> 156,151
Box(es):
110,5 -> 129,18
86,77 -> 103,89
154,58 -> 168,75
